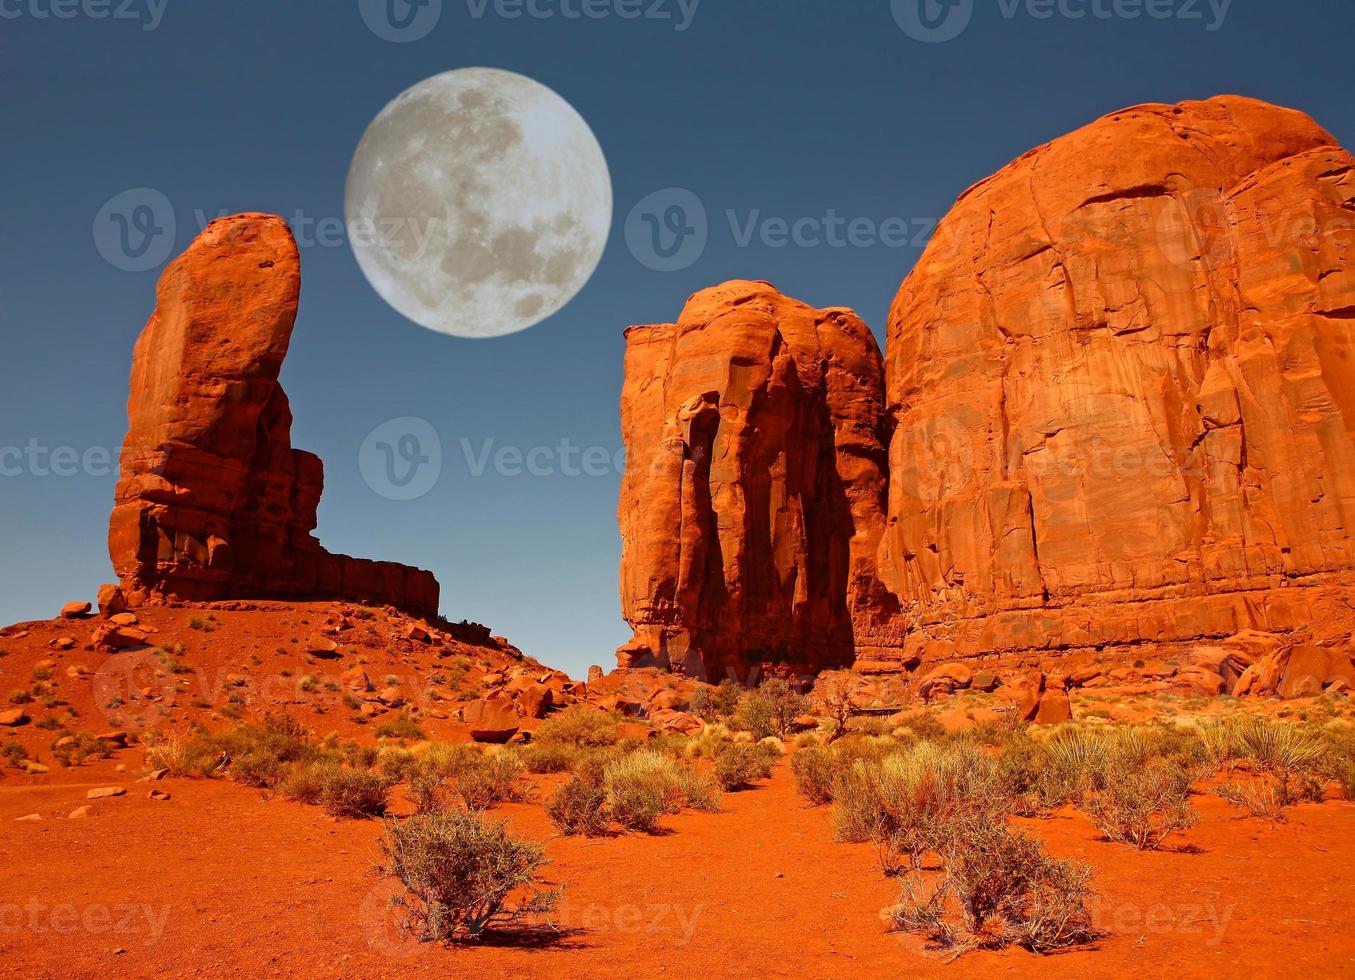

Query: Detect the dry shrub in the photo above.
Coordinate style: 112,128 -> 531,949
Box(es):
1033,726 -> 1111,806
602,750 -> 686,832
1078,759 -> 1197,850
811,671 -> 855,740
535,707 -> 622,749
889,813 -> 1095,957
312,764 -> 391,819
51,732 -> 115,768
1214,780 -> 1289,822
379,809 -> 559,942
790,744 -> 836,806
733,679 -> 810,740
545,775 -> 611,837
683,723 -> 735,760
711,742 -> 776,791
834,741 -> 1004,876
410,745 -> 525,812
521,742 -> 578,774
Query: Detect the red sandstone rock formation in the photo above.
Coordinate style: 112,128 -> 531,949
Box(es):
108,214 -> 439,617
616,280 -> 891,679
876,95 -> 1355,667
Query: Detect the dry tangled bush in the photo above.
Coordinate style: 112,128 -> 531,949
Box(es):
1078,758 -> 1198,850
810,671 -> 856,741
790,744 -> 836,806
544,750 -> 720,835
408,745 -> 526,813
889,813 -> 1096,957
534,706 -> 622,749
1200,716 -> 1332,818
603,751 -> 688,832
711,742 -> 777,791
379,809 -> 559,943
314,765 -> 392,819
833,741 -> 1006,877
545,775 -> 611,837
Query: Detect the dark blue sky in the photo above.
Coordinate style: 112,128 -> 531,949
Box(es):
3,0 -> 1352,677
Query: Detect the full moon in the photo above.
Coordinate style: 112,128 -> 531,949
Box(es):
345,68 -> 612,338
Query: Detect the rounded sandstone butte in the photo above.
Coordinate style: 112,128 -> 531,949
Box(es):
617,280 -> 892,681
108,213 -> 439,617
880,95 -> 1355,663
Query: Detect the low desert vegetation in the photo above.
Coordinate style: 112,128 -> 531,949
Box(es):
140,714 -> 394,818
791,705 -> 1353,958
889,812 -> 1096,956
408,744 -> 526,813
732,678 -> 810,740
378,808 -> 560,943
544,748 -> 720,836
711,741 -> 778,791
534,705 -> 623,749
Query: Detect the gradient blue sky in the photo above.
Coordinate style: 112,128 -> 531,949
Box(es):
3,0 -> 1353,677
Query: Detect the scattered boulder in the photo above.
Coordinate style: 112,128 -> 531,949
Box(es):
515,683 -> 554,720
307,635 -> 341,658
60,601 -> 91,619
1278,646 -> 1355,699
918,663 -> 974,702
1033,687 -> 1072,725
97,583 -> 128,617
68,806 -> 92,820
91,622 -> 149,649
462,695 -> 521,743
0,708 -> 29,727
1175,667 -> 1226,697
970,670 -> 1001,693
340,667 -> 372,692
86,787 -> 126,800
